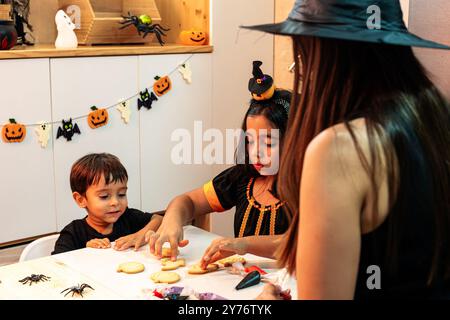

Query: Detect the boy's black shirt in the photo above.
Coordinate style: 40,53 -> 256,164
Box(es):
52,207 -> 153,254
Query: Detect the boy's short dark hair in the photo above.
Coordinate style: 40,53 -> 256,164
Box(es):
70,153 -> 128,194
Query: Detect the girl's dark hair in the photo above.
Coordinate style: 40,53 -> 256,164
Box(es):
70,153 -> 128,195
277,36 -> 450,286
235,90 -> 292,193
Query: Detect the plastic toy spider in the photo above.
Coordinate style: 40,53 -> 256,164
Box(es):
119,12 -> 170,46
61,283 -> 94,297
19,274 -> 50,285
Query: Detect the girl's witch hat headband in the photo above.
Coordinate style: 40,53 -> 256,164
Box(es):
248,61 -> 291,114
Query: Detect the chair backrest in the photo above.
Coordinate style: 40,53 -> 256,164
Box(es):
19,234 -> 60,262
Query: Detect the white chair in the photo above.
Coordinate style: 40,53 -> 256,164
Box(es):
19,234 -> 60,262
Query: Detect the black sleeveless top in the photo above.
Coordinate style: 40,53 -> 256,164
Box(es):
353,116 -> 450,299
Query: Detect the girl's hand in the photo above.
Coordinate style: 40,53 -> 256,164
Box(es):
147,225 -> 189,261
200,237 -> 248,269
86,238 -> 111,249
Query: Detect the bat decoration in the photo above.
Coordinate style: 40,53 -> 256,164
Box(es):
56,118 -> 81,141
178,62 -> 192,84
116,99 -> 131,124
35,121 -> 52,148
137,89 -> 158,110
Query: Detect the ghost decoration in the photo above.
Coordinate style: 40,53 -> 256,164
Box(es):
178,63 -> 192,84
35,122 -> 52,148
55,10 -> 78,49
117,99 -> 131,124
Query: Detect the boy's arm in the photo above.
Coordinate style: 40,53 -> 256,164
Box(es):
52,228 -> 78,255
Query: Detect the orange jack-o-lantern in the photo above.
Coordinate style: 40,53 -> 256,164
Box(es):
2,118 -> 26,143
88,106 -> 109,129
179,30 -> 207,46
153,75 -> 172,97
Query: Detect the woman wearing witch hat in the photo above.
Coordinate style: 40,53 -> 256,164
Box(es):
244,0 -> 450,299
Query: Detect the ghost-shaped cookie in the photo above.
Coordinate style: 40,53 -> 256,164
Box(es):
35,122 -> 52,148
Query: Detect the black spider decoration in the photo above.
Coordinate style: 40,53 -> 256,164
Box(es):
61,283 -> 94,297
56,118 -> 81,141
119,12 -> 170,46
137,89 -> 158,110
19,274 -> 50,285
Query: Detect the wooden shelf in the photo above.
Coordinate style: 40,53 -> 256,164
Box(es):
0,43 -> 213,59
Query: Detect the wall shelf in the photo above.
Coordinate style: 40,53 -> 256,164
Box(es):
0,43 -> 213,59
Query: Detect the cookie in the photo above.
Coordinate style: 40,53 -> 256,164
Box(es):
153,247 -> 179,258
188,263 -> 219,275
150,271 -> 181,284
117,262 -> 145,274
216,255 -> 246,267
161,258 -> 186,271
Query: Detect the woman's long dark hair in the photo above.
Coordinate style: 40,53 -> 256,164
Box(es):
277,36 -> 450,286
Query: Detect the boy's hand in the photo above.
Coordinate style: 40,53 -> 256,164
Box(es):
114,231 -> 146,251
86,238 -> 111,249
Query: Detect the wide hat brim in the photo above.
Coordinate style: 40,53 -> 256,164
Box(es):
242,18 -> 450,50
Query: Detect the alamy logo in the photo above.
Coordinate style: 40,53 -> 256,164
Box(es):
366,5 -> 381,30
366,265 -> 381,290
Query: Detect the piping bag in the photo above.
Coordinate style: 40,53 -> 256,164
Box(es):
231,262 -> 292,299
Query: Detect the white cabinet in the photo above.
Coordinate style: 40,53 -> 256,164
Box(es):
0,0 -> 276,243
139,53 -> 214,212
0,59 -> 56,243
50,56 -> 141,230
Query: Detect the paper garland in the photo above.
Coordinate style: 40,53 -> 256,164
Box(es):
178,63 -> 192,84
117,100 -> 131,124
0,55 -> 195,147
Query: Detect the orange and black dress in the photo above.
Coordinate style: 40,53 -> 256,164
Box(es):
203,165 -> 289,237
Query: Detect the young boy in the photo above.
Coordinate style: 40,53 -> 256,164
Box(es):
52,153 -> 163,254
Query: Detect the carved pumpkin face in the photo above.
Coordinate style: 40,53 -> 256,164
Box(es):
88,106 -> 108,129
2,118 -> 26,143
179,30 -> 207,46
252,84 -> 276,101
153,75 -> 172,97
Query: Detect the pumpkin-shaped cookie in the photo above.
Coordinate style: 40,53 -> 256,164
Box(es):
153,75 -> 172,97
2,118 -> 26,143
88,106 -> 108,129
179,30 -> 207,46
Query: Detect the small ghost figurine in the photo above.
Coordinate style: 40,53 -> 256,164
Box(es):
117,99 -> 131,124
35,122 -> 52,148
55,10 -> 78,49
178,62 -> 192,84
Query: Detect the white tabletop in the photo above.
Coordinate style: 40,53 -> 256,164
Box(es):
0,226 -> 297,300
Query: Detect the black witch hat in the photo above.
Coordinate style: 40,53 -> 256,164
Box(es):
248,61 -> 274,96
242,0 -> 449,50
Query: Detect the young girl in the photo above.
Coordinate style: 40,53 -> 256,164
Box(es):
147,62 -> 292,262
245,0 -> 450,299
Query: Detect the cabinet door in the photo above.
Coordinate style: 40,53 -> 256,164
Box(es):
50,56 -> 140,230
0,59 -> 56,243
139,53 -> 213,212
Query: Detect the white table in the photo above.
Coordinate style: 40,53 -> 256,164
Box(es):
0,226 -> 297,300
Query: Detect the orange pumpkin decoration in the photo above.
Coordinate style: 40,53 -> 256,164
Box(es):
179,30 -> 207,46
2,118 -> 26,143
88,106 -> 108,129
153,75 -> 172,97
